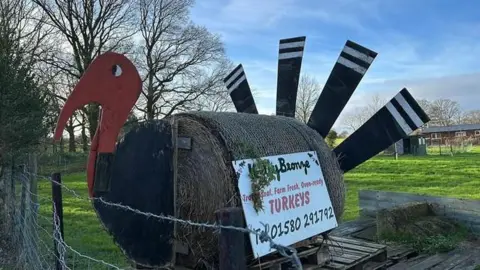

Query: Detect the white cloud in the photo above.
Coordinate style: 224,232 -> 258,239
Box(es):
191,0 -> 480,130
191,0 -> 296,44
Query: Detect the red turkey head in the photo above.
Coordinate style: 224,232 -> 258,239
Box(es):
53,52 -> 142,197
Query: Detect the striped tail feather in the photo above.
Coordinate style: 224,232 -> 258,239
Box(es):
276,36 -> 306,117
308,40 -> 377,138
333,88 -> 430,172
224,64 -> 258,114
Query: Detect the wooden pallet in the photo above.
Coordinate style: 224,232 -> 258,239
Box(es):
315,236 -> 388,270
248,236 -> 387,270
248,242 -> 330,270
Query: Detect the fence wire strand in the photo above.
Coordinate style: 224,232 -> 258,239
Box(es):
1,165 -> 305,270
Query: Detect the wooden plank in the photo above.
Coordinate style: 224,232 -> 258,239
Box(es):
387,254 -> 430,270
249,245 -> 326,269
363,261 -> 388,270
322,261 -> 347,269
304,264 -> 325,270
408,253 -> 449,270
386,245 -> 416,261
327,242 -> 379,253
329,248 -> 368,258
351,226 -> 377,241
331,255 -> 356,264
329,236 -> 386,249
250,229 -> 388,270
330,219 -> 376,237
306,245 -> 331,266
430,251 -> 472,270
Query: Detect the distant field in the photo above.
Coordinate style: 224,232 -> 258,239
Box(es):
36,146 -> 480,268
343,146 -> 480,220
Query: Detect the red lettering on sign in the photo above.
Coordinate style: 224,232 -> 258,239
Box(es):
268,191 -> 310,214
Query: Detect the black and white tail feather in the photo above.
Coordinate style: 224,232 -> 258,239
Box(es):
223,36 -> 430,172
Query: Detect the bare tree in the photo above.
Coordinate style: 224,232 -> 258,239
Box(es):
33,0 -> 137,139
461,110 -> 480,124
193,88 -> 234,112
426,99 -> 461,126
45,72 -> 85,152
134,0 -> 230,120
340,107 -> 370,132
192,86 -> 262,113
295,74 -> 322,123
417,99 -> 430,112
0,0 -> 55,68
340,93 -> 386,132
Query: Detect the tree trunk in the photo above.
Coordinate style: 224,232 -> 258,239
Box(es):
59,137 -> 65,153
146,80 -> 155,120
66,125 -> 76,153
87,104 -> 100,140
81,115 -> 88,152
146,100 -> 155,120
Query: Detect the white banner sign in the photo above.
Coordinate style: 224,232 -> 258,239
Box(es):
232,150 -> 338,258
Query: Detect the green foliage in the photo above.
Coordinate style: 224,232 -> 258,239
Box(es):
0,20 -> 48,162
379,225 -> 468,254
235,141 -> 277,213
325,130 -> 338,148
248,158 -> 277,213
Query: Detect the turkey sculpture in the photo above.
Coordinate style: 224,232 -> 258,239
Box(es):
53,36 -> 430,268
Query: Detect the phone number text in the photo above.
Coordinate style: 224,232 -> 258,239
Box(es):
251,206 -> 335,245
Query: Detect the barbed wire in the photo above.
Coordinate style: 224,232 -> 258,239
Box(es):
11,169 -> 305,269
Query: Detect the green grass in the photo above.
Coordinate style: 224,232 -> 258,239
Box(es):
380,225 -> 469,254
37,173 -> 130,269
343,146 -> 480,221
35,146 -> 480,269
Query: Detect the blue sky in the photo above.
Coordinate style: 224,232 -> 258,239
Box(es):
190,0 -> 480,128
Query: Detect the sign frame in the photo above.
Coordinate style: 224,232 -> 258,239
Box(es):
232,150 -> 338,258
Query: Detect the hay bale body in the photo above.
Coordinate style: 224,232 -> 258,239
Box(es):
169,111 -> 345,266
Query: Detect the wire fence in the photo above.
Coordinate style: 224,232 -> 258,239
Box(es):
0,153 -> 305,270
426,139 -> 477,155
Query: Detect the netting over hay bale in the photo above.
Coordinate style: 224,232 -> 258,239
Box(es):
169,111 -> 345,266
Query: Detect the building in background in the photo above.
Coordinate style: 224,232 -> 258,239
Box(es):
385,135 -> 428,156
420,124 -> 480,145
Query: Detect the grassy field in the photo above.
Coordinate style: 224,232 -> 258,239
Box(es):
35,146 -> 480,268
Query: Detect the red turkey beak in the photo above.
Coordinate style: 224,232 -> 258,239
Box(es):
53,52 -> 142,197
54,77 -> 100,142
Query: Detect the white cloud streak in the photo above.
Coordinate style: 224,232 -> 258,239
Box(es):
191,0 -> 480,129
